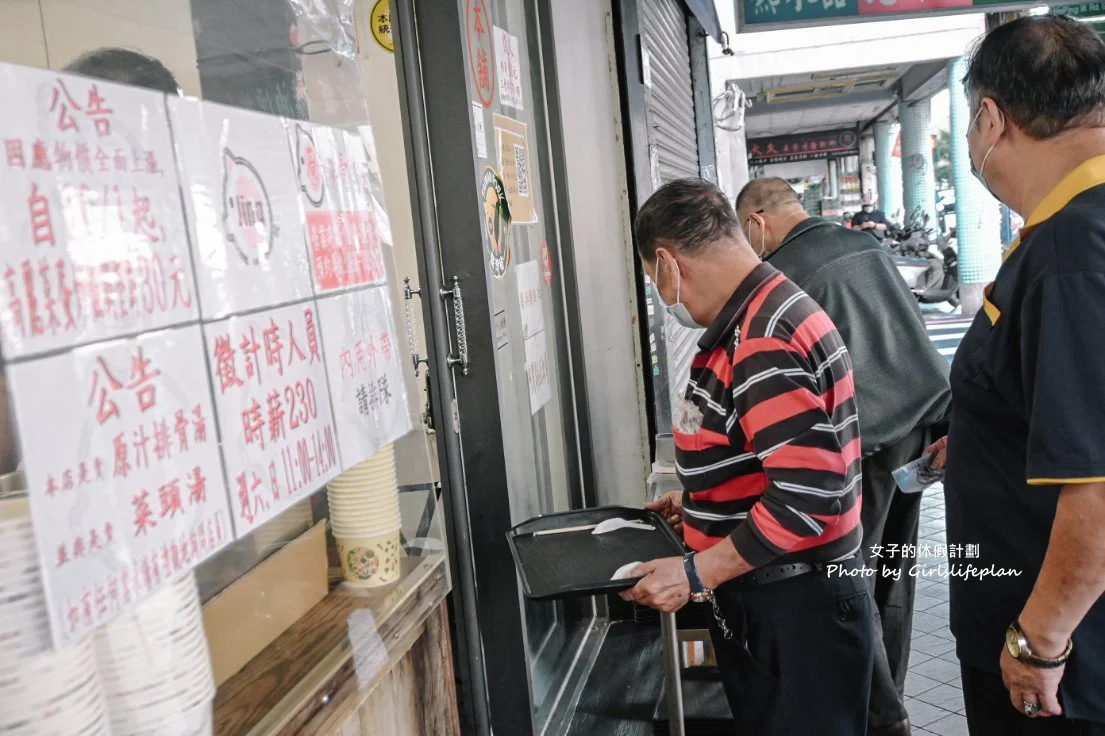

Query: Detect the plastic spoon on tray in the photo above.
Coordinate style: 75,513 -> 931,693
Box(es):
531,518 -> 655,536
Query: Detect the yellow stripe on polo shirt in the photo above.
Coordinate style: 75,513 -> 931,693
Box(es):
1027,476 -> 1105,486
983,154 -> 1105,325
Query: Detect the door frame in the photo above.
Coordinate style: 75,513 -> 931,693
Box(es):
392,0 -> 596,733
613,0 -> 717,469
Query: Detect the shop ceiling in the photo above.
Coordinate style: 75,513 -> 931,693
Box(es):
738,59 -> 949,137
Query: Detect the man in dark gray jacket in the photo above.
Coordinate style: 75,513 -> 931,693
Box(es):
737,178 -> 951,736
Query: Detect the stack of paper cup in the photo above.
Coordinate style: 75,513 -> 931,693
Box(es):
0,496 -> 112,735
327,444 -> 403,588
93,573 -> 215,736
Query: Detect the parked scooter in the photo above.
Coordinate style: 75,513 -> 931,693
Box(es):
885,209 -> 960,307
913,240 -> 960,308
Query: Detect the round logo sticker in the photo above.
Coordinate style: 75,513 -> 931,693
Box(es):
293,124 -> 325,207
481,167 -> 512,279
221,148 -> 275,265
465,0 -> 495,108
541,241 -> 553,287
370,0 -> 394,53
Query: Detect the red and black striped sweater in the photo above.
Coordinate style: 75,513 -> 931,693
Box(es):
675,263 -> 863,567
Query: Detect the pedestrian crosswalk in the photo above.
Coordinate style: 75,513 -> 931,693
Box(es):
925,317 -> 972,363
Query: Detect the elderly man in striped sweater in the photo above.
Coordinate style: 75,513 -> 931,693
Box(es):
622,178 -> 874,736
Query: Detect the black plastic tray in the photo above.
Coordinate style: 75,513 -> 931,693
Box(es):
506,506 -> 685,601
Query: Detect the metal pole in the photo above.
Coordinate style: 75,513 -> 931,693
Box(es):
661,611 -> 686,736
392,2 -> 491,733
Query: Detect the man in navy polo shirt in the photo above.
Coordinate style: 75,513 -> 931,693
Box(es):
931,15 -> 1105,734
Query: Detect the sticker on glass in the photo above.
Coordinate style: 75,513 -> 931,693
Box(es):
493,114 -> 535,224
480,167 -> 512,279
492,26 -> 524,110
465,0 -> 495,108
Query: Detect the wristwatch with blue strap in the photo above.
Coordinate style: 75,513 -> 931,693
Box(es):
683,552 -> 714,603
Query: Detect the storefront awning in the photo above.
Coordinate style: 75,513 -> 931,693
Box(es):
682,0 -> 724,42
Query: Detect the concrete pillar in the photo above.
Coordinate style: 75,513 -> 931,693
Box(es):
947,56 -> 1002,315
874,120 -> 903,220
899,98 -> 939,229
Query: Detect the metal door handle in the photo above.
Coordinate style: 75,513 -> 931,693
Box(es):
441,275 -> 469,376
403,278 -> 431,377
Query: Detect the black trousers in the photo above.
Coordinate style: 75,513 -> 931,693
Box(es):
861,426 -> 931,728
961,665 -> 1105,735
707,555 -> 875,736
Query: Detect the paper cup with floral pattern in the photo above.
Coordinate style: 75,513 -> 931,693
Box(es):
336,532 -> 402,588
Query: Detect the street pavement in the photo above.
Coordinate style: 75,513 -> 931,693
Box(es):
907,316 -> 967,735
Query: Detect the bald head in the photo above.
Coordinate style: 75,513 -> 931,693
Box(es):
735,178 -> 811,258
735,177 -> 805,219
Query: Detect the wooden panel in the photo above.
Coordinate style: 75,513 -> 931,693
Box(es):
203,519 -> 327,687
338,601 -> 455,733
214,552 -> 450,736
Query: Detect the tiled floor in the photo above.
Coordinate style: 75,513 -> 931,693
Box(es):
904,483 -> 968,736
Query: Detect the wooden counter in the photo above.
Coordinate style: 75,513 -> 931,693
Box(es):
214,551 -> 459,736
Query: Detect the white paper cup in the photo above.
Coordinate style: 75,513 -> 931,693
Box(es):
336,531 -> 403,588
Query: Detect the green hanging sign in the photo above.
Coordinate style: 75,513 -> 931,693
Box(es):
740,0 -> 1051,31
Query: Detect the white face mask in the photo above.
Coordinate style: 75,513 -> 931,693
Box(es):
654,257 -> 705,330
968,105 -> 1005,203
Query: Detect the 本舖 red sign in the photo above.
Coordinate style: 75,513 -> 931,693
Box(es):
466,0 -> 495,108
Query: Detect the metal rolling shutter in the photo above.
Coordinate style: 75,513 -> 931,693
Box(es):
641,0 -> 703,421
641,0 -> 700,182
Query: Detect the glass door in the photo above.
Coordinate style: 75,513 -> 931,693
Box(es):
456,0 -> 590,726
398,0 -> 593,733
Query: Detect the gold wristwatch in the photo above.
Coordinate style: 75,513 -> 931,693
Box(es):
1005,619 -> 1072,669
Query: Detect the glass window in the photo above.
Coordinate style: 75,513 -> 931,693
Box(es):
0,1 -> 455,733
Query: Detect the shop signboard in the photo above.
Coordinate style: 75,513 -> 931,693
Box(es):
748,129 -> 859,165
1050,4 -> 1105,42
1051,2 -> 1105,16
740,0 -> 1044,30
0,60 -> 414,648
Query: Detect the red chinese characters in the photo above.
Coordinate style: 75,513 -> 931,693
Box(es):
1,252 -> 193,345
466,0 -> 495,107
211,304 -> 339,534
86,346 -> 163,425
298,130 -> 386,293
63,511 -> 227,634
305,208 -> 385,291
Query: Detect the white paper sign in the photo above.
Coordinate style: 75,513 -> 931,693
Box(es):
493,26 -> 525,111
168,97 -> 313,319
355,124 -> 393,247
317,288 -> 411,469
7,324 -> 232,647
0,64 -> 198,360
472,102 -> 488,160
205,301 -> 341,536
288,122 -> 386,293
524,331 -> 551,414
515,260 -> 544,340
